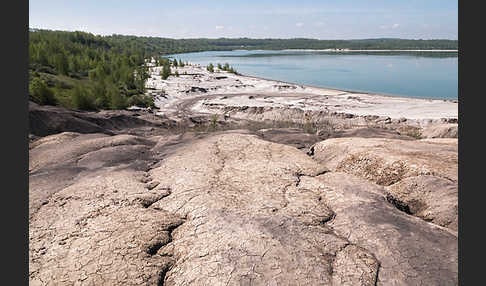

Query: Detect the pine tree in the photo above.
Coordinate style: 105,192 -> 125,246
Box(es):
207,63 -> 214,73
160,62 -> 171,80
71,86 -> 96,110
29,77 -> 57,105
56,52 -> 69,75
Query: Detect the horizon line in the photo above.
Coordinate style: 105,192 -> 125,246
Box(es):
28,27 -> 458,41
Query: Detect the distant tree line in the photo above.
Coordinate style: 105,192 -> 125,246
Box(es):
103,35 -> 458,54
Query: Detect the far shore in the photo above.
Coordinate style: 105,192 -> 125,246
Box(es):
235,71 -> 459,103
279,49 -> 458,52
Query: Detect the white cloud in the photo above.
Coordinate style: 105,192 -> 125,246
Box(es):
379,23 -> 400,30
296,22 -> 304,28
215,25 -> 224,30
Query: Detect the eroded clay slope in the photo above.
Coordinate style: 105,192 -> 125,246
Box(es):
310,137 -> 458,231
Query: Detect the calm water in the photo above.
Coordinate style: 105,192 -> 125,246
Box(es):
169,50 -> 458,100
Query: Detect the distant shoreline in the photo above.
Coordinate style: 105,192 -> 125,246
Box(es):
173,49 -> 458,54
236,71 -> 459,103
177,60 -> 458,103
279,49 -> 458,52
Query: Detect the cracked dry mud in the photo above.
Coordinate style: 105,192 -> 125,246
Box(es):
310,137 -> 458,232
30,130 -> 457,285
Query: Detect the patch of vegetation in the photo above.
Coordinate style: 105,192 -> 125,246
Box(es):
406,131 -> 423,139
29,29 -> 151,110
127,94 -> 156,108
160,60 -> 171,79
29,77 -> 57,105
216,62 -> 239,74
207,63 -> 214,73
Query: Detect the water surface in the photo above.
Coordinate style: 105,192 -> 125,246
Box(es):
169,50 -> 458,100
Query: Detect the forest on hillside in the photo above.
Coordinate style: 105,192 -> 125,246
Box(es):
28,29 -> 458,110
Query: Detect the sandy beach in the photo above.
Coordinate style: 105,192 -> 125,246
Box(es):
144,60 -> 458,126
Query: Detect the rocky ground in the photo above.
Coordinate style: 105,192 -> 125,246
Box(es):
29,62 -> 458,285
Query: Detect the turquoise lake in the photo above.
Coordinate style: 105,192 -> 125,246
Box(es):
169,50 -> 458,100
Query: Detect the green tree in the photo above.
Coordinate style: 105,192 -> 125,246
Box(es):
207,63 -> 214,72
134,65 -> 149,93
107,84 -> 127,109
71,86 -> 96,110
160,62 -> 171,80
29,77 -> 57,105
56,52 -> 69,75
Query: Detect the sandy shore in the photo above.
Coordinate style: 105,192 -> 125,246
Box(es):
144,61 -> 458,123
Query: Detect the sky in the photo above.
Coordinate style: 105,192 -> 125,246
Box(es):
29,0 -> 458,40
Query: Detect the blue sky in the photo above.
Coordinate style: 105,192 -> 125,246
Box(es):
29,0 -> 458,39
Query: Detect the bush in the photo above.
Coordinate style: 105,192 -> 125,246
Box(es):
127,94 -> 155,108
207,63 -> 214,72
160,63 -> 171,80
71,86 -> 96,110
107,85 -> 128,110
29,77 -> 57,105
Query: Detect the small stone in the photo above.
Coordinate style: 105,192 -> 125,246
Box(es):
146,181 -> 160,190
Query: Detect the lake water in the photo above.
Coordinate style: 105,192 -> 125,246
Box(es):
169,50 -> 458,100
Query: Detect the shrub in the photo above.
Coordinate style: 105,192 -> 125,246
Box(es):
127,94 -> 155,108
160,63 -> 171,80
107,85 -> 128,110
210,114 -> 219,130
207,63 -> 214,72
29,77 -> 57,105
71,86 -> 96,110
